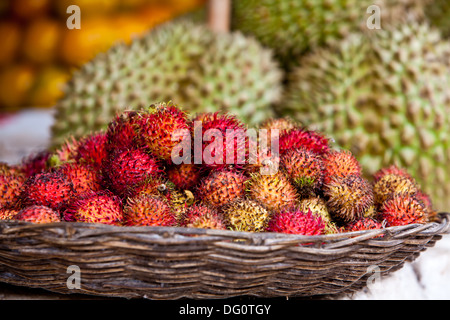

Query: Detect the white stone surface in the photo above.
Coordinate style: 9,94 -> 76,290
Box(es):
0,108 -> 449,300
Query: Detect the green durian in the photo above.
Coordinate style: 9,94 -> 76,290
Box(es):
425,0 -> 450,38
231,0 -> 429,69
51,20 -> 283,147
279,22 -> 450,210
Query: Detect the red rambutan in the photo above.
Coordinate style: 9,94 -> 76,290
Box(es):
14,205 -> 61,223
281,147 -> 323,195
278,128 -> 329,156
380,193 -> 428,227
166,163 -> 202,190
103,148 -> 161,196
63,190 -> 123,225
182,204 -> 226,230
135,102 -> 191,161
123,194 -> 176,227
0,207 -> 19,220
267,209 -> 326,236
56,163 -> 102,195
322,149 -> 362,185
75,131 -> 108,169
342,217 -> 383,233
20,171 -> 74,211
0,171 -> 25,209
105,110 -> 140,153
20,150 -> 51,177
372,164 -> 413,183
196,168 -> 247,207
193,112 -> 248,169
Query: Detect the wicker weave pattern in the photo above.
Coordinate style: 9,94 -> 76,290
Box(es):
0,213 -> 449,299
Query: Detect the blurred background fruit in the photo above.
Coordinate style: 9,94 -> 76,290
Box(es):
0,0 -> 206,112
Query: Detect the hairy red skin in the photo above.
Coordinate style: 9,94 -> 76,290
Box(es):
166,163 -> 202,190
372,165 -> 414,183
124,194 -> 176,227
105,110 -> 140,154
267,209 -> 326,236
56,163 -> 103,195
20,171 -> 74,211
20,150 -> 51,177
136,103 -> 191,162
196,168 -> 247,207
342,217 -> 383,233
193,112 -> 249,169
14,205 -> 61,224
75,132 -> 108,170
322,150 -> 362,184
380,194 -> 428,227
103,148 -> 161,196
279,128 -> 329,156
63,190 -> 123,225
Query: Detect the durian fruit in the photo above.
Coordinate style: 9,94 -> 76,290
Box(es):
425,0 -> 450,38
281,22 -> 450,210
231,0 -> 429,69
51,20 -> 283,147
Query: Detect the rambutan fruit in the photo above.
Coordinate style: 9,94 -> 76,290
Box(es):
14,205 -> 61,224
20,150 -> 51,177
105,110 -> 140,154
222,199 -> 271,232
181,203 -> 217,226
196,168 -> 247,208
324,174 -> 374,223
280,147 -> 323,196
20,171 -> 74,211
182,204 -> 226,230
123,194 -> 176,227
0,171 -> 25,209
47,136 -> 80,168
168,189 -> 196,220
267,209 -> 326,236
135,102 -> 191,161
63,190 -> 123,225
103,148 -> 161,196
259,117 -> 298,135
380,193 -> 428,227
124,175 -> 168,199
246,171 -> 298,212
166,163 -> 202,190
193,112 -> 248,169
0,207 -> 19,220
278,127 -> 329,156
186,213 -> 227,230
296,197 -> 337,234
372,164 -> 413,183
246,149 -> 281,176
56,163 -> 102,195
322,149 -> 362,185
74,131 -> 108,169
373,173 -> 418,207
342,217 -> 383,233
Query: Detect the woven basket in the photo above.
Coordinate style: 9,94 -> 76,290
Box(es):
0,212 -> 449,299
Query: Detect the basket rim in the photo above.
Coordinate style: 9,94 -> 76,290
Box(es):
1,212 -> 448,247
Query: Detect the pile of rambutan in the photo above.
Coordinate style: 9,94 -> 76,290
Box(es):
0,102 -> 437,239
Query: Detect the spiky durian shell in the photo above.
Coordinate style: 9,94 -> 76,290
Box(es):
425,0 -> 450,38
231,0 -> 428,70
281,22 -> 450,210
222,199 -> 271,232
51,20 -> 282,146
